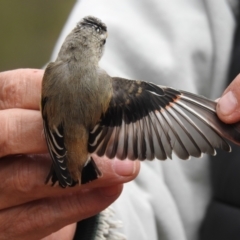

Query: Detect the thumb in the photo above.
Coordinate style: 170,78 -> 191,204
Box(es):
217,74 -> 240,124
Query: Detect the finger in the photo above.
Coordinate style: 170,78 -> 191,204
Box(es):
41,223 -> 76,240
217,74 -> 240,123
0,184 -> 122,240
0,109 -> 47,157
0,69 -> 43,110
0,154 -> 140,209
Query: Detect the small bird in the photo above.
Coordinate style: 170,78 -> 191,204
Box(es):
41,16 -> 240,188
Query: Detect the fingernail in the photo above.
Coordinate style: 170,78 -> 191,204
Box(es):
113,160 -> 136,176
100,185 -> 122,197
218,91 -> 238,115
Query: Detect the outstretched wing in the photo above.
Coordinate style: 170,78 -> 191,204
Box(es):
88,77 -> 240,161
41,97 -> 74,187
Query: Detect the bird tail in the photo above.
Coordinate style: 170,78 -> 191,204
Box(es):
81,157 -> 102,184
46,157 -> 102,187
45,165 -> 78,187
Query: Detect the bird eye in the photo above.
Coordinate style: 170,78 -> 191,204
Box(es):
96,28 -> 100,33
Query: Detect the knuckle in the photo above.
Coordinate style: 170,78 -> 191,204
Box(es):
0,114 -> 8,157
0,110 -> 23,157
1,70 -> 27,108
11,159 -> 37,193
8,110 -> 23,142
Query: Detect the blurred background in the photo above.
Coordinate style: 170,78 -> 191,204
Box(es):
0,0 -> 76,71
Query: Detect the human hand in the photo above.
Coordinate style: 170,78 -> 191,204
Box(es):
217,74 -> 240,123
0,69 -> 140,240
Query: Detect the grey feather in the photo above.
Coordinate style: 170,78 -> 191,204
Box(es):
88,78 -> 239,161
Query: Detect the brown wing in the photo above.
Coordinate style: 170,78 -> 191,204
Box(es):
41,96 -> 74,187
88,77 -> 240,161
41,62 -> 76,188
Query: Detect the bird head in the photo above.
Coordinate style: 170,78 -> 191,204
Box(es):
57,16 -> 108,62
